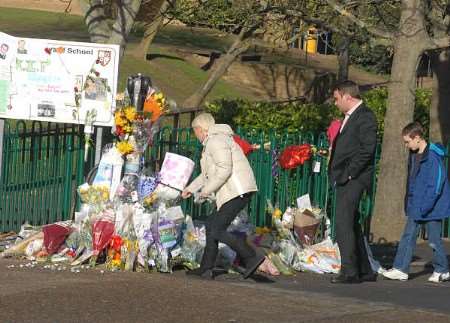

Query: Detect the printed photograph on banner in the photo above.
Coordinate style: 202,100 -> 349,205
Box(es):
17,39 -> 28,55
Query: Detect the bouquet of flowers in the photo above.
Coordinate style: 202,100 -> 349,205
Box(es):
279,144 -> 328,170
78,183 -> 110,214
113,88 -> 168,156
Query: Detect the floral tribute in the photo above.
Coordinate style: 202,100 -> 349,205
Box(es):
279,144 -> 328,170
113,89 -> 167,156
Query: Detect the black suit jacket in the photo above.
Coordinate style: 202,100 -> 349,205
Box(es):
329,104 -> 377,190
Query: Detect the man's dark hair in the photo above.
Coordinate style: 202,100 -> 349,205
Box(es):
333,80 -> 361,99
402,122 -> 424,139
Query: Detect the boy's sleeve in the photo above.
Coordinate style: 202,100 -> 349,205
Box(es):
420,155 -> 446,217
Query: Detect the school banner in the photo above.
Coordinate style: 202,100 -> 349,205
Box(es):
0,32 -> 119,126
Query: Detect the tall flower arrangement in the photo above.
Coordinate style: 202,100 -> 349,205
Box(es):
113,89 -> 167,156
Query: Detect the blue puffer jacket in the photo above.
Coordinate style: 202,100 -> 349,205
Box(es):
405,143 -> 450,221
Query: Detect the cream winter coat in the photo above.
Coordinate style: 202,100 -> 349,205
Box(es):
185,124 -> 258,209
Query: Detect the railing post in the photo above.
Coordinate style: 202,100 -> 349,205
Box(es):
0,119 -> 4,181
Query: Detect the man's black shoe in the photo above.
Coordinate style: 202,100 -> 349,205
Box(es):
186,268 -> 215,280
330,274 -> 361,284
360,273 -> 377,282
243,255 -> 265,279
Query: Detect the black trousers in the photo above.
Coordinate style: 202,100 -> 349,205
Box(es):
335,180 -> 372,277
200,194 -> 256,270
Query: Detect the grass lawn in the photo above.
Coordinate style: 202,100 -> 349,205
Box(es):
0,7 -> 254,105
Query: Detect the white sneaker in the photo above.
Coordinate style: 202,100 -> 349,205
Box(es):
382,268 -> 409,281
428,272 -> 450,283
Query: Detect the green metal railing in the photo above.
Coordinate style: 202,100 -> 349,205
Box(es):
0,121 -> 86,232
0,121 -> 448,239
150,126 -> 375,237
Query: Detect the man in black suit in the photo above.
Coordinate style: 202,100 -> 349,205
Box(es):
328,80 -> 378,284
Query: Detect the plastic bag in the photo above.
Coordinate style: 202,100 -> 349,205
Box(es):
24,238 -> 44,257
292,238 -> 340,274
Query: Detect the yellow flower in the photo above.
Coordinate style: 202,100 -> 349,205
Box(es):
114,112 -> 127,127
123,124 -> 133,134
124,106 -> 136,121
116,141 -> 134,155
273,208 -> 282,219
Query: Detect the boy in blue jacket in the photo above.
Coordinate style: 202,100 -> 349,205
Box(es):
383,122 -> 450,283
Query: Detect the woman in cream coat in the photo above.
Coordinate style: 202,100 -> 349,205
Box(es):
182,113 -> 264,279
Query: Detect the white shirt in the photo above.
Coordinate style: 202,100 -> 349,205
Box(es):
340,100 -> 363,133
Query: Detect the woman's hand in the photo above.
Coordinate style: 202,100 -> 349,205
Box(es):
181,189 -> 192,199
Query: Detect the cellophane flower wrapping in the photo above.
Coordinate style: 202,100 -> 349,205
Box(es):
107,234 -> 123,270
133,207 -> 156,266
77,183 -> 110,213
42,221 -> 73,255
279,144 -> 312,169
115,153 -> 140,204
180,215 -> 206,269
91,209 -> 115,257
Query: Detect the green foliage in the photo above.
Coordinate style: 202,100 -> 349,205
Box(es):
206,99 -> 339,134
361,87 -> 431,137
170,0 -> 261,32
207,88 -> 432,136
360,87 -> 388,136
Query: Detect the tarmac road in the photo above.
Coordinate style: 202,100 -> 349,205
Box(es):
1,247 -> 450,323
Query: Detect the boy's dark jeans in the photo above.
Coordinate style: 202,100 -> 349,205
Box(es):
200,193 -> 256,270
393,216 -> 449,273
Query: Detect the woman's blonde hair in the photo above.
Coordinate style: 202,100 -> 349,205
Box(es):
192,113 -> 215,130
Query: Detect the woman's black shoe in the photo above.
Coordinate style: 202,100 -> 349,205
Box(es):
186,268 -> 215,280
243,255 -> 265,279
360,273 -> 377,282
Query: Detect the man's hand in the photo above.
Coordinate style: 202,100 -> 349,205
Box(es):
181,189 -> 192,199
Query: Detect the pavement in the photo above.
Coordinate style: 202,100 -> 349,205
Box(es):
0,240 -> 449,323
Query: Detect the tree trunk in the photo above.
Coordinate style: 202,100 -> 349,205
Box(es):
132,0 -> 168,60
78,0 -> 111,43
371,0 -> 427,243
182,30 -> 251,108
429,50 -> 450,146
108,0 -> 143,56
79,0 -> 142,56
337,37 -> 350,82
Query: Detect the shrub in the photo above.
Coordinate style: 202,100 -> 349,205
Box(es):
206,88 -> 431,136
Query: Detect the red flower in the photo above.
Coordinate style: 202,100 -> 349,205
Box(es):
44,47 -> 51,55
115,125 -> 125,136
94,71 -> 100,77
279,144 -> 312,169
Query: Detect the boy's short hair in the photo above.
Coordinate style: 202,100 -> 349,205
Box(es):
402,122 -> 424,139
192,113 -> 215,131
333,80 -> 361,99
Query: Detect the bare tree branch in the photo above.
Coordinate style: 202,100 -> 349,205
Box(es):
427,36 -> 450,50
325,0 -> 394,39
